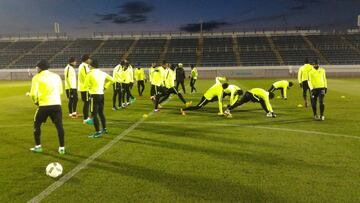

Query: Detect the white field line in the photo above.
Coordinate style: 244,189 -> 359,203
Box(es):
27,97 -> 173,203
25,83 -> 358,202
5,120 -> 359,141
27,114 -> 150,203
137,121 -> 360,141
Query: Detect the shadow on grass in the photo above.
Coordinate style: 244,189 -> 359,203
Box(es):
249,118 -> 311,126
135,123 -> 282,148
55,152 -> 281,201
123,136 -> 332,171
0,135 -> 29,150
87,159 -> 282,202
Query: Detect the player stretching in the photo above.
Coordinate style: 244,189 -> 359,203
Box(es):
298,58 -> 313,107
158,64 -> 192,107
112,60 -> 123,110
181,77 -> 229,116
78,54 -> 92,124
223,84 -> 243,107
190,64 -> 198,93
84,60 -> 114,138
135,64 -> 146,96
308,60 -> 327,121
29,60 -> 65,154
64,57 -> 78,118
225,88 -> 276,118
268,80 -> 293,100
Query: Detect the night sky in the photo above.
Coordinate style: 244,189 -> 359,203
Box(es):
0,0 -> 359,37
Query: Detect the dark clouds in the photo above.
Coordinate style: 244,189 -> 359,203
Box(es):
97,13 -> 117,21
96,1 -> 153,24
179,20 -> 229,32
290,0 -> 322,10
119,1 -> 153,15
1,0 -> 360,36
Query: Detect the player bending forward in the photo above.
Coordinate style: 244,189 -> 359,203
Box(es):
225,88 -> 276,118
181,77 -> 229,116
223,84 -> 244,107
268,80 -> 293,100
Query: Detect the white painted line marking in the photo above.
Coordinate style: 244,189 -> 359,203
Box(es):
27,115 -> 150,203
138,121 -> 360,140
28,95 -> 173,202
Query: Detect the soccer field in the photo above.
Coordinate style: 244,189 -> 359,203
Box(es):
1,78 -> 360,202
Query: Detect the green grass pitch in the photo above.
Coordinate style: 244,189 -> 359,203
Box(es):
0,78 -> 360,202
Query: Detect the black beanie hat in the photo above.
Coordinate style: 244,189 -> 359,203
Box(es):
91,59 -> 99,68
68,57 -> 76,63
36,59 -> 50,70
81,54 -> 90,62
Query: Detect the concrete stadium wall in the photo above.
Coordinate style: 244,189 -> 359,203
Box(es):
1,65 -> 360,80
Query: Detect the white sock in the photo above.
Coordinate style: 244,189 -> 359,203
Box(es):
59,147 -> 65,150
35,145 -> 41,148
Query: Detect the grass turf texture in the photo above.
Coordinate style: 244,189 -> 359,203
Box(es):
0,78 -> 360,202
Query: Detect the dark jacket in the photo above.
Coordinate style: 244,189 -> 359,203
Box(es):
176,67 -> 185,82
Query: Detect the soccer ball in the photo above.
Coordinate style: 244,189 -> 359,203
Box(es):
46,162 -> 63,178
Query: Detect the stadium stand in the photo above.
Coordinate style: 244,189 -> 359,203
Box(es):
0,41 -> 41,69
307,35 -> 360,64
127,39 -> 166,66
165,37 -> 198,66
91,39 -> 134,67
11,40 -> 70,69
51,39 -> 102,68
1,32 -> 360,69
201,37 -> 237,66
271,35 -> 319,65
344,34 -> 360,49
237,36 -> 280,66
0,41 -> 12,50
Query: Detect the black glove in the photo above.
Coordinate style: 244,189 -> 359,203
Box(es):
299,83 -> 303,88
